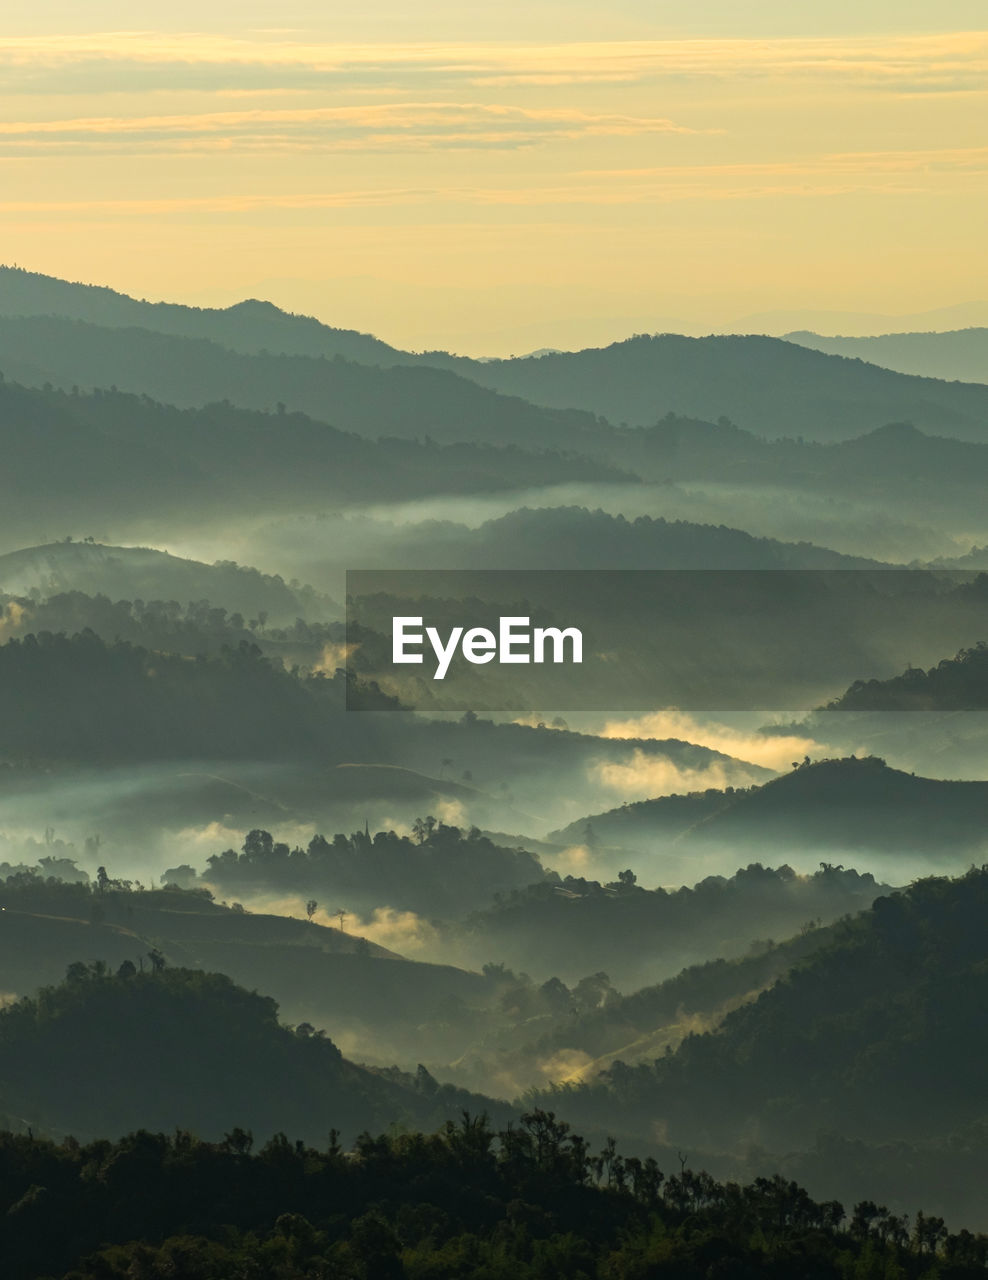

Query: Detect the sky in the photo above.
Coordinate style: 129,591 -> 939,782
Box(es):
1,3 -> 986,354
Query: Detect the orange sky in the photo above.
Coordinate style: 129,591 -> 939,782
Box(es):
1,9 -> 985,352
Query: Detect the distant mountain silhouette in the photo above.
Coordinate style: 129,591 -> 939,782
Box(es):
5,270 -> 988,444
0,315 -> 609,451
432,335 -> 988,442
728,299 -> 988,335
0,265 -> 410,364
786,327 -> 988,384
623,417 -> 988,495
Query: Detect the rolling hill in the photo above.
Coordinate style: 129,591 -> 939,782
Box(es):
0,542 -> 336,625
537,869 -> 988,1214
0,264 -> 410,365
6,269 -> 988,447
0,378 -> 631,546
828,642 -> 988,711
0,962 -> 510,1146
433,334 -> 988,442
0,315 -> 611,452
0,878 -> 501,1067
551,756 -> 988,863
437,861 -> 886,988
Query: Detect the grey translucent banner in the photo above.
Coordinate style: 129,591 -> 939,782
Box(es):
345,568 -> 988,712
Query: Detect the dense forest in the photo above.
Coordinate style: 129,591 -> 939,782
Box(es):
829,643 -> 988,710
0,1115 -> 985,1279
439,860 -> 887,986
0,964 -> 509,1147
533,870 -> 988,1221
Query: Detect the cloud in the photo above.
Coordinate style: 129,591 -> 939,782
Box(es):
583,146 -> 988,181
598,707 -> 821,771
0,601 -> 28,641
536,1047 -> 596,1084
590,750 -> 751,800
310,641 -> 356,676
347,905 -> 440,954
0,101 -> 705,159
548,843 -> 594,874
0,31 -> 985,84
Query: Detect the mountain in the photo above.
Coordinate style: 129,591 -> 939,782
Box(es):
0,630 -> 373,763
201,821 -> 545,920
828,642 -> 988,711
437,862 -> 886,989
0,378 -> 631,545
0,315 -> 612,452
786,327 -> 988,384
450,919 -> 859,1098
347,560 -> 988,716
0,543 -> 336,626
551,756 -> 988,863
727,300 -> 988,336
7,280 -> 988,450
532,924 -> 847,1074
429,335 -> 988,442
0,876 -> 502,1067
536,869 -> 988,1223
0,962 -> 509,1146
0,265 -> 412,364
339,505 -> 884,570
620,417 -> 988,495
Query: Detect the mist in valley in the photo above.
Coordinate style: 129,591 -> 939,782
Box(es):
1,267 -> 987,1246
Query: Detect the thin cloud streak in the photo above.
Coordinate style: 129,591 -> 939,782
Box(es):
0,30 -> 984,89
0,101 -> 707,157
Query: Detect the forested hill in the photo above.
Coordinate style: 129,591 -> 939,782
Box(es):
552,756 -> 988,859
6,268 -> 988,445
0,378 -> 628,542
0,265 -> 411,364
535,869 -> 988,1225
828,643 -> 988,710
0,875 -> 505,1085
539,869 -> 988,1152
350,505 -> 883,569
430,334 -> 988,442
0,316 -> 610,451
0,542 -> 335,626
0,964 -> 510,1146
441,862 -> 886,988
0,631 -> 376,761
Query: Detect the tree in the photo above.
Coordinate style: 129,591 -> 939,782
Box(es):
412,816 -> 437,845
306,899 -> 317,923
